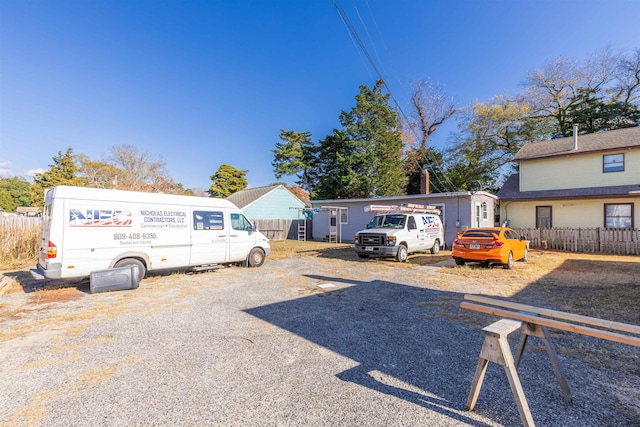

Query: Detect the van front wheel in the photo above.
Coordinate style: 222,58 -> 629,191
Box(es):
114,258 -> 146,283
248,248 -> 265,267
396,245 -> 408,262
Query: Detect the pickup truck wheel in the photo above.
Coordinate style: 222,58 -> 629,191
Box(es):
396,245 -> 408,262
114,258 -> 146,283
503,252 -> 514,270
431,240 -> 441,255
248,248 -> 265,267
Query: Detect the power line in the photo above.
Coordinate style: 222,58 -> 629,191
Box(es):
330,0 -> 458,193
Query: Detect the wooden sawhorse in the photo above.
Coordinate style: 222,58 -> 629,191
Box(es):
466,319 -> 535,427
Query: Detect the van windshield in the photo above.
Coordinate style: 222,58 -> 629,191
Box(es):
366,214 -> 406,229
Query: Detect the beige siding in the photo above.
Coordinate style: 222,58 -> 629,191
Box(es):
501,198 -> 640,228
520,148 -> 640,191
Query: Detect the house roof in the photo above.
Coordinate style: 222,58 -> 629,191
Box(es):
497,173 -> 640,201
312,191 -> 498,205
226,185 -> 281,209
512,126 -> 640,161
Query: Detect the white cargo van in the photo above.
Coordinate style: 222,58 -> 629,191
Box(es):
31,186 -> 271,281
354,204 -> 444,262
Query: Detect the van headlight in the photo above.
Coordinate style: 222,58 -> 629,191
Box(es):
354,235 -> 359,243
387,236 -> 396,246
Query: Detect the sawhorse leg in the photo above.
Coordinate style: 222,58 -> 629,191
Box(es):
467,319 -> 535,427
515,322 -> 573,403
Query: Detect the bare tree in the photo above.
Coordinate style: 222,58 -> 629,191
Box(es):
76,154 -> 121,189
614,48 -> 640,105
523,47 -> 639,137
403,80 -> 457,150
106,145 -> 184,194
401,80 -> 457,193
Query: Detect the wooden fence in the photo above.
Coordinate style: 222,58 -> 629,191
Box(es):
512,227 -> 640,255
0,215 -> 42,257
254,219 -> 308,241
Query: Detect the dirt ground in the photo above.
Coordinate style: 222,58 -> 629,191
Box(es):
2,241 -> 639,326
0,241 -> 639,426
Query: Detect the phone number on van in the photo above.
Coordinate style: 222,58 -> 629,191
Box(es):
114,233 -> 157,240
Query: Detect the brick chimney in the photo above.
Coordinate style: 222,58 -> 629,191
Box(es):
420,168 -> 430,194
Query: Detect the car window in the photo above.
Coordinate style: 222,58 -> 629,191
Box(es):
367,214 -> 406,229
462,229 -> 497,238
408,216 -> 416,230
230,213 -> 252,231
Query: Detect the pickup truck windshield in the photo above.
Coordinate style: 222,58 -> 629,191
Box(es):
366,214 -> 406,229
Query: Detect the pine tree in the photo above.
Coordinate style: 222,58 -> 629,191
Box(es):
30,148 -> 85,207
316,81 -> 405,199
208,164 -> 248,198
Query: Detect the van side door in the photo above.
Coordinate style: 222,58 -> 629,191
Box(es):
406,215 -> 421,252
190,209 -> 228,265
227,212 -> 256,263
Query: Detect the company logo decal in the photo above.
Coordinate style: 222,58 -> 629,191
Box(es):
70,208 -> 132,227
422,216 -> 439,228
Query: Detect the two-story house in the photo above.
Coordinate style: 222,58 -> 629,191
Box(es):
498,126 -> 640,229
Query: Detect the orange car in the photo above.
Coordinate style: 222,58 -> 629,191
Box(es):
451,227 -> 528,269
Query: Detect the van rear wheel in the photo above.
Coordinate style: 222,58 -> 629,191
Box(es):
248,248 -> 265,267
114,258 -> 146,283
431,240 -> 440,254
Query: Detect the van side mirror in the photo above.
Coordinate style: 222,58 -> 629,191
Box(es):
408,223 -> 416,231
247,223 -> 253,234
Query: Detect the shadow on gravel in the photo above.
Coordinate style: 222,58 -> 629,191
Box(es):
245,275 -> 518,427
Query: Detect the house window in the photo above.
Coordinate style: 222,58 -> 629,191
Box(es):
481,202 -> 488,220
603,153 -> 624,173
604,203 -> 633,228
340,208 -> 348,224
536,206 -> 552,228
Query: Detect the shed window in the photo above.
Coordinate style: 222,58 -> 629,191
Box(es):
603,154 -> 624,173
340,208 -> 348,224
604,203 -> 633,228
481,202 -> 488,220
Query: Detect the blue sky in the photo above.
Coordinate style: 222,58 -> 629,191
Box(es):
1,0 -> 639,192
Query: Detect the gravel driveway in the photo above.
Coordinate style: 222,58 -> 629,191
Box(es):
1,256 -> 638,426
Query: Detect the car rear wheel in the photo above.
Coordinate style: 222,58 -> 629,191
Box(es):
454,258 -> 465,266
431,240 -> 440,254
396,245 -> 408,262
503,252 -> 514,269
357,254 -> 369,259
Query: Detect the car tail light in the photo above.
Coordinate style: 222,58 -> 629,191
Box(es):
485,240 -> 504,249
47,241 -> 57,258
452,239 -> 463,247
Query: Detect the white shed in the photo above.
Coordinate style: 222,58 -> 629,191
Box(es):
310,191 -> 498,247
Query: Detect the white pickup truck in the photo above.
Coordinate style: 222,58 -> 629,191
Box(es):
354,204 -> 444,262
